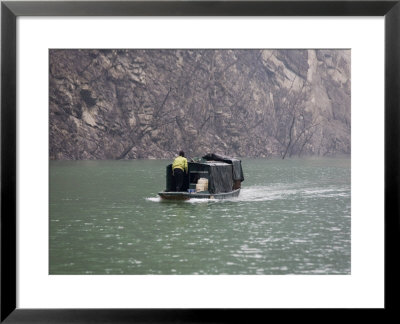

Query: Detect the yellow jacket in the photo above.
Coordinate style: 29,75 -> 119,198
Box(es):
172,156 -> 188,173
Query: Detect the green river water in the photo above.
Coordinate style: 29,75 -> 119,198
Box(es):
49,157 -> 351,275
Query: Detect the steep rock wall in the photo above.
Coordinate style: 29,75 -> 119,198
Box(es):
49,49 -> 350,160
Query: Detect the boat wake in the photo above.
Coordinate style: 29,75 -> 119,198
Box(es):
146,196 -> 213,203
146,197 -> 162,202
146,184 -> 349,204
235,184 -> 349,202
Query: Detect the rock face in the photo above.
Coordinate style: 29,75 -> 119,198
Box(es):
49,49 -> 350,160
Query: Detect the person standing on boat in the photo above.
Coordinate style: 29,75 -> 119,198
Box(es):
172,150 -> 188,192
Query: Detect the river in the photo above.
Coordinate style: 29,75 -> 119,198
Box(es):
49,157 -> 351,275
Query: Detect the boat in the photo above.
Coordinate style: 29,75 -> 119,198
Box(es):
158,153 -> 244,200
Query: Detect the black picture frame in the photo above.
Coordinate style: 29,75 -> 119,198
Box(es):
1,0 -> 399,322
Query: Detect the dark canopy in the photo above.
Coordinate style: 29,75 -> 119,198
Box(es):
202,153 -> 244,182
207,162 -> 233,193
165,153 -> 244,193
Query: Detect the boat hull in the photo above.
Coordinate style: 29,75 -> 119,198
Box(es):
158,189 -> 240,200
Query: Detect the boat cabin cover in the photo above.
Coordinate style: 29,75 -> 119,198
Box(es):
165,153 -> 244,194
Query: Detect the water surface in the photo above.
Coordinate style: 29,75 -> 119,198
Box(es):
50,157 -> 351,275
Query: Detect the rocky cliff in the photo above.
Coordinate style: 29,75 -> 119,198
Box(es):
49,49 -> 350,160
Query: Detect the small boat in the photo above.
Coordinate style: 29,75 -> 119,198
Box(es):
158,153 -> 244,200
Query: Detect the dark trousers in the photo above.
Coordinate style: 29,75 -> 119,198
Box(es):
173,168 -> 184,192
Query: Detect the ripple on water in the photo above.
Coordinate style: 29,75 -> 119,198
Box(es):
50,158 -> 350,275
